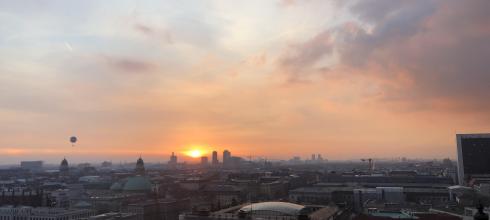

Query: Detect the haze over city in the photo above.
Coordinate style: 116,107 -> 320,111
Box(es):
1,0 -> 490,164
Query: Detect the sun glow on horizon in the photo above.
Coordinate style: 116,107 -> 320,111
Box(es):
185,149 -> 205,158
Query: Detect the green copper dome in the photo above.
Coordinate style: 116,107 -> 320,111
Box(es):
122,176 -> 152,192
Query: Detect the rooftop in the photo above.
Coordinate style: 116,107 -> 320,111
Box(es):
239,202 -> 305,216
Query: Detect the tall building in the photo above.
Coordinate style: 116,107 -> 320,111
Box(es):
169,152 -> 178,165
212,151 -> 219,165
135,157 -> 145,175
457,133 -> 490,185
200,156 -> 208,166
59,158 -> 69,175
223,150 -> 231,166
311,154 -> 316,161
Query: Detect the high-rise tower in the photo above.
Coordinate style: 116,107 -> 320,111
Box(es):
223,150 -> 231,167
201,156 -> 208,166
212,151 -> 219,165
457,133 -> 490,185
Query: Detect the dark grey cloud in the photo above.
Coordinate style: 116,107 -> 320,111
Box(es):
335,0 -> 437,67
346,0 -> 490,107
279,0 -> 490,112
279,30 -> 333,81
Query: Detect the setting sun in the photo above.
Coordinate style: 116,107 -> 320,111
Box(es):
186,149 -> 204,158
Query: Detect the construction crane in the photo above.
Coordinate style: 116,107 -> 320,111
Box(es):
360,158 -> 375,173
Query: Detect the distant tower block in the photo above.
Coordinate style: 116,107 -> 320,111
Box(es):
311,154 -> 316,161
212,151 -> 219,165
317,154 -> 323,161
223,150 -> 231,167
201,156 -> 209,166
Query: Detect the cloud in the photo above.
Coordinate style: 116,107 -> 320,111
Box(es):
133,23 -> 173,44
278,30 -> 333,81
278,0 -> 298,7
102,55 -> 156,73
278,0 -> 490,114
2,0 -> 490,161
0,148 -> 27,156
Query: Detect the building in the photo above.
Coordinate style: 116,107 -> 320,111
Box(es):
223,150 -> 231,167
375,187 -> 405,204
322,173 -> 454,187
60,158 -> 69,175
168,152 -> 177,166
134,157 -> 145,175
289,185 -> 354,205
0,206 -> 95,220
20,161 -> 43,172
259,180 -> 289,200
127,198 -> 190,220
317,154 -> 323,161
456,133 -> 490,185
291,184 -> 448,209
212,151 -> 219,166
202,185 -> 243,210
353,211 -> 461,220
0,189 -> 46,207
110,176 -> 153,193
101,161 -> 112,168
88,212 -> 137,220
179,202 -> 342,220
201,157 -> 209,166
353,189 -> 378,213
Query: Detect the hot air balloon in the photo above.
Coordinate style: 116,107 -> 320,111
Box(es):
70,136 -> 77,147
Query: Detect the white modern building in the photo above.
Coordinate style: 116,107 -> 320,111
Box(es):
179,202 -> 341,220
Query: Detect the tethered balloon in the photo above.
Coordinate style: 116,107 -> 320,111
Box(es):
70,136 -> 77,147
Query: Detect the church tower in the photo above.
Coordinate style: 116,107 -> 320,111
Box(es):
135,156 -> 146,175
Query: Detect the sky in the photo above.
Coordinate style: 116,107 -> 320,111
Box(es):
1,0 -> 490,164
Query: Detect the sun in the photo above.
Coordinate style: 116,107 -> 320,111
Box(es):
186,149 -> 204,158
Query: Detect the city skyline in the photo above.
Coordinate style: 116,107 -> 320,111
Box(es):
2,0 -> 490,163
0,147 -> 459,165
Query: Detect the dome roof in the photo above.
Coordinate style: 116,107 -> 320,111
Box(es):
122,176 -> 152,192
239,202 -> 305,216
60,158 -> 68,166
110,181 -> 123,191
